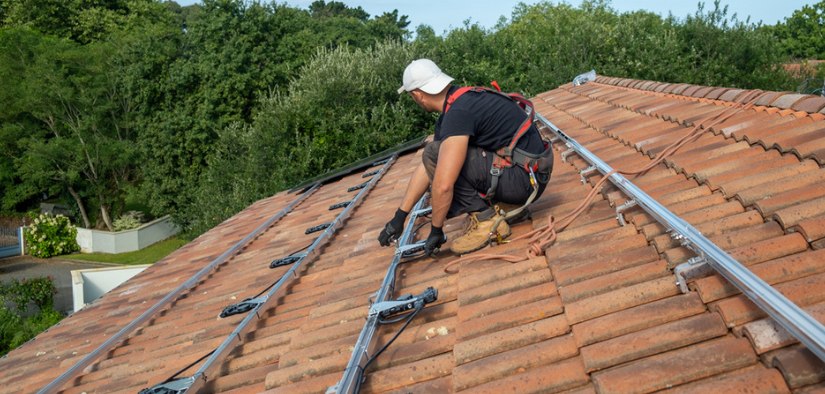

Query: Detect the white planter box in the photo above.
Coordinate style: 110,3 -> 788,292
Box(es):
75,215 -> 178,254
71,265 -> 151,312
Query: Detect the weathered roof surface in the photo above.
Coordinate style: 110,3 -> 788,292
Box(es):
3,76 -> 825,394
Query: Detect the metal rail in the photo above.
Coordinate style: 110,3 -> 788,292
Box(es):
536,112 -> 825,362
330,194 -> 430,394
38,183 -> 321,394
145,154 -> 399,394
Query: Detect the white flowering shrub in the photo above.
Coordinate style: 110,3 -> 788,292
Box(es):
24,213 -> 79,258
113,215 -> 141,231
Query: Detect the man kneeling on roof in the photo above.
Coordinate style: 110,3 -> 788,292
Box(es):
377,59 -> 554,256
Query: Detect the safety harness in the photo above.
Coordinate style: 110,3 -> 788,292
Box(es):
444,83 -> 550,202
444,83 -> 553,242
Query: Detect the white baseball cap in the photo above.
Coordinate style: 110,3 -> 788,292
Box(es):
397,59 -> 454,94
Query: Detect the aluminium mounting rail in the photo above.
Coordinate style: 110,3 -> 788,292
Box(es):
329,194 -> 431,394
38,183 -> 322,394
535,112 -> 825,362
139,154 -> 399,394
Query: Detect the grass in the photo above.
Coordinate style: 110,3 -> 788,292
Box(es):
66,236 -> 188,265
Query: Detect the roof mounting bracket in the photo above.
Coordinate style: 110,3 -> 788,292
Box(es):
220,297 -> 267,318
412,206 -> 432,217
561,143 -> 577,163
325,384 -> 339,394
270,253 -> 306,268
348,182 -> 370,192
674,256 -> 713,293
362,170 -> 380,178
615,200 -> 638,226
397,241 -> 426,257
138,376 -> 199,394
306,222 -> 333,234
580,166 -> 598,184
329,201 -> 353,210
369,287 -> 438,319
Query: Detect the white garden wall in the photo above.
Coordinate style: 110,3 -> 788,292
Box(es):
75,215 -> 178,254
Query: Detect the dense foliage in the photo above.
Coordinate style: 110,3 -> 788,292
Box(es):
0,276 -> 61,356
23,213 -> 79,258
0,0 -> 819,239
770,1 -> 825,60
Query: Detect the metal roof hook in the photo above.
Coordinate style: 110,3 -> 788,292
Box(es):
573,70 -> 597,86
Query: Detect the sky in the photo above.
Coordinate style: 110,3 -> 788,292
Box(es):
173,0 -> 812,35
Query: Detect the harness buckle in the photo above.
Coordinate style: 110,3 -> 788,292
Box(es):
490,167 -> 502,176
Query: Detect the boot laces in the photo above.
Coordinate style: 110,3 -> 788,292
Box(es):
461,214 -> 480,236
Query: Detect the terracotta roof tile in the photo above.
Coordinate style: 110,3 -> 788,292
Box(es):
458,356 -> 589,394
691,86 -> 715,98
735,167 -> 825,206
572,293 -> 707,348
453,315 -> 569,365
457,282 -> 557,323
772,346 -> 825,389
800,97 -> 825,113
714,272 -> 825,326
742,303 -> 825,354
452,335 -> 578,390
655,366 -> 789,394
756,92 -> 789,107
773,195 -> 825,228
552,246 -> 660,287
794,214 -> 825,242
694,249 -> 825,303
772,93 -> 810,110
763,121 -> 825,153
558,260 -> 669,303
581,312 -> 728,373
564,276 -> 681,325
592,337 -> 758,394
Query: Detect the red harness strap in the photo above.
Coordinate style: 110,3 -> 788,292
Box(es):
445,85 -> 536,171
443,83 -> 540,202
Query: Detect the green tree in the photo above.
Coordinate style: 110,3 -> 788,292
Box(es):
183,40 -> 431,236
0,0 -> 174,44
0,28 -> 141,229
773,1 -> 825,59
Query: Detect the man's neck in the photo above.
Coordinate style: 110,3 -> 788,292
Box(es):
433,85 -> 453,113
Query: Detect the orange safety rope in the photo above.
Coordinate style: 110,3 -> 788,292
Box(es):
443,89 -> 770,274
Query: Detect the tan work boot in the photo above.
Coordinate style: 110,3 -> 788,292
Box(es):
495,202 -> 531,225
450,209 -> 511,254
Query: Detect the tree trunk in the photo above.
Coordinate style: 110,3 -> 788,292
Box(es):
100,203 -> 114,232
66,185 -> 91,229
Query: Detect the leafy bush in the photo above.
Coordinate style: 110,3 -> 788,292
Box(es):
113,215 -> 142,231
0,276 -> 57,313
24,212 -> 79,258
0,306 -> 62,357
0,275 -> 61,356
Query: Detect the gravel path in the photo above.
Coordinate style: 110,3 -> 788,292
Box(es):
0,256 -> 118,315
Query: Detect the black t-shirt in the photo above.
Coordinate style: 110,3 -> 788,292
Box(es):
434,85 -> 544,155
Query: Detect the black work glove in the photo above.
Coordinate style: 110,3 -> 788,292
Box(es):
378,208 -> 408,246
424,225 -> 446,258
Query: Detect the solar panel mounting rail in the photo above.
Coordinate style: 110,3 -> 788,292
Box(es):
328,194 -> 432,394
536,112 -> 825,363
37,183 -> 322,394
135,153 -> 399,394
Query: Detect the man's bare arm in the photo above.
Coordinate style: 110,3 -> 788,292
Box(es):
431,135 -> 468,227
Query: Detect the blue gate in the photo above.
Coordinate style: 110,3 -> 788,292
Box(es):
0,227 -> 22,258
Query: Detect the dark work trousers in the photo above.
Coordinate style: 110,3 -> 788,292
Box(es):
423,140 -> 549,219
